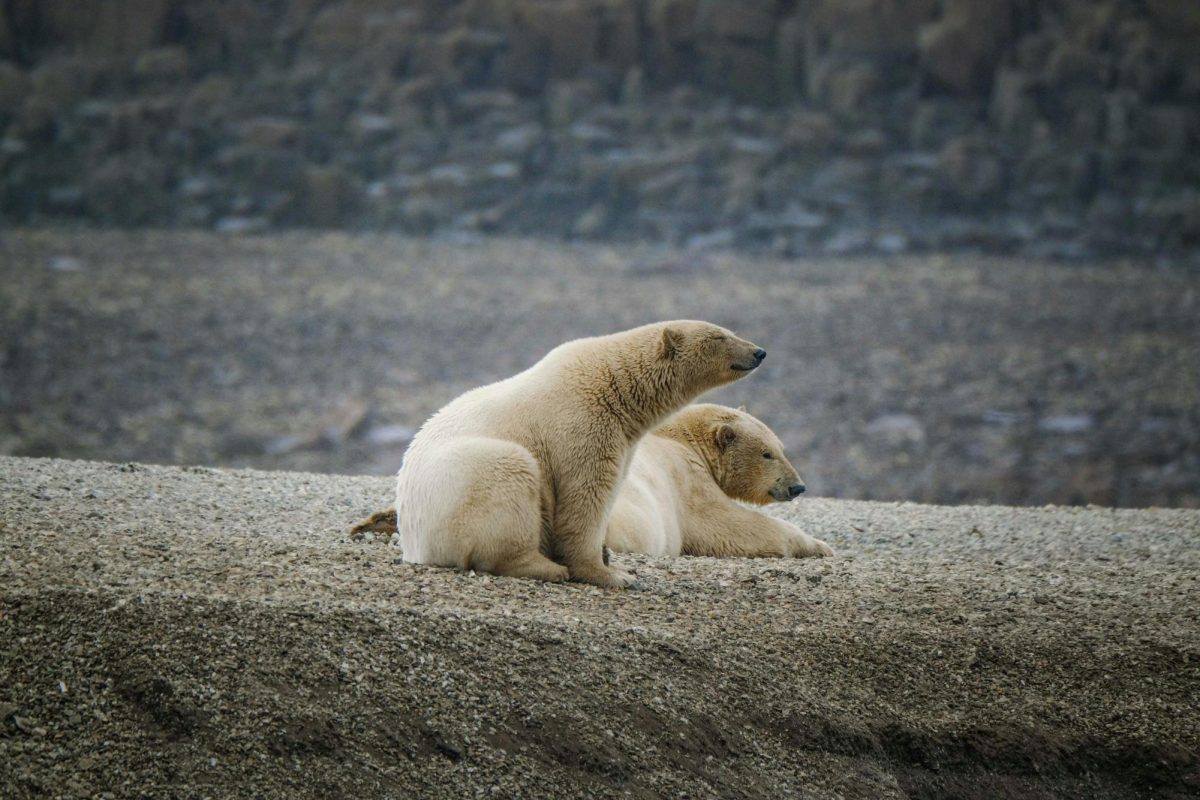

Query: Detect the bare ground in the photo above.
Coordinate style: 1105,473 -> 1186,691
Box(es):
1,228 -> 1198,508
1,456 -> 1197,798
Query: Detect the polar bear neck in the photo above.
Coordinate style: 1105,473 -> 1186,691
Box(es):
552,333 -> 698,441
655,409 -> 728,485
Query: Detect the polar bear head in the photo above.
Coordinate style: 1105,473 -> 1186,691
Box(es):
666,403 -> 806,505
653,321 -> 766,396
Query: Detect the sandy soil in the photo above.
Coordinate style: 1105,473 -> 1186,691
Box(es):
2,455 -> 1197,799
2,228 -> 1198,509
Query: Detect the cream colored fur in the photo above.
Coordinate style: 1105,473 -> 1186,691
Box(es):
355,403 -> 832,562
395,321 -> 765,587
606,404 -> 833,558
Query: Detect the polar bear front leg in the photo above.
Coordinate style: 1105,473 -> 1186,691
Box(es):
763,515 -> 834,558
684,506 -> 833,559
555,478 -> 638,588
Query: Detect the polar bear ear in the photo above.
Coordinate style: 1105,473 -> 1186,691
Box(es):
657,326 -> 683,361
737,404 -> 747,413
713,423 -> 736,451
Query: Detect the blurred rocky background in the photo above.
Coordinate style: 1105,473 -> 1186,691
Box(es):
2,1 -> 1198,510
2,0 -> 1199,259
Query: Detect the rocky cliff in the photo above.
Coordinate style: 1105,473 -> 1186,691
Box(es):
1,0 -> 1198,258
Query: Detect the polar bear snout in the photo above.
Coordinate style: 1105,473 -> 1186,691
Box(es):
731,347 -> 766,371
769,482 -> 805,502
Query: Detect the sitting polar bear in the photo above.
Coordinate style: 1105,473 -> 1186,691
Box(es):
393,321 -> 766,587
606,403 -> 833,559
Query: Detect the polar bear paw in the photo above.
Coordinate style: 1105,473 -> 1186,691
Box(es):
571,564 -> 640,589
789,532 -> 834,558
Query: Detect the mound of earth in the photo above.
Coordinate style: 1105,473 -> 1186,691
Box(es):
1,456 -> 1197,798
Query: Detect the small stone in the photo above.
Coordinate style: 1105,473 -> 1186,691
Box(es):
873,232 -> 909,254
178,175 -> 215,198
866,413 -> 925,443
237,117 -> 301,148
822,228 -> 871,255
1038,414 -> 1094,434
48,255 -> 85,272
685,229 -> 736,251
573,204 -> 610,238
134,46 -> 188,80
496,124 -> 543,153
215,216 -> 269,235
45,186 -> 84,213
486,162 -> 521,181
620,67 -> 645,106
364,425 -> 415,447
0,137 -> 28,156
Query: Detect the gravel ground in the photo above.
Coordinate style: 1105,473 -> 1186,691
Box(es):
2,455 -> 1197,799
2,228 -> 1198,508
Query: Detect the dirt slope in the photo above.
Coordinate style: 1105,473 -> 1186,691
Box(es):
1,456 -> 1197,798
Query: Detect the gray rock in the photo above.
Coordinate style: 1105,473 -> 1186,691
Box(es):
1038,414 -> 1095,435
866,412 -> 925,443
47,255 -> 85,272
822,228 -> 871,255
178,175 -> 216,199
620,66 -> 645,106
485,162 -> 521,181
873,232 -> 909,255
215,216 -> 269,235
496,123 -> 544,154
45,186 -> 84,213
291,166 -> 363,227
364,425 -> 416,447
133,46 -> 188,81
236,117 -> 301,148
938,136 -> 1003,204
697,0 -> 776,41
350,113 -> 396,144
918,0 -> 1015,94
825,61 -> 878,118
730,135 -> 777,158
0,61 -> 29,115
83,154 -> 169,224
0,137 -> 28,156
573,203 -> 611,238
685,228 -> 736,251
990,68 -> 1040,136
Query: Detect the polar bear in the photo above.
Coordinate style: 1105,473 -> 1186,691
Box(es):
606,404 -> 834,559
394,321 -> 765,587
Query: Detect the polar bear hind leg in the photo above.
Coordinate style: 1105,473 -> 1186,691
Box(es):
404,437 -> 567,582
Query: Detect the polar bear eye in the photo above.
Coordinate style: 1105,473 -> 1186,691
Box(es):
762,451 -> 773,460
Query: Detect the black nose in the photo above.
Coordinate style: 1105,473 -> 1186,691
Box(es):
753,348 -> 766,362
788,484 -> 805,497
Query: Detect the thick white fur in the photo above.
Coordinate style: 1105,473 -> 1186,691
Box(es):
396,321 -> 764,587
607,404 -> 833,559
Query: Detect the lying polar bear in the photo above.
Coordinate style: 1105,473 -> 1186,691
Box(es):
352,403 -> 831,562
606,403 -> 832,558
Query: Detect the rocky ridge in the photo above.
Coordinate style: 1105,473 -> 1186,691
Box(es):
1,455 -> 1198,798
1,0 -> 1198,260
